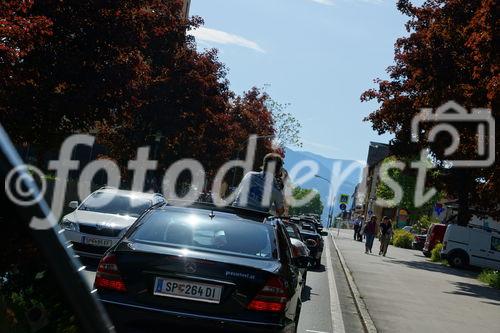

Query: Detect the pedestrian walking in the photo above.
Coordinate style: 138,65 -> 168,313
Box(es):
379,216 -> 393,256
356,216 -> 364,241
353,219 -> 360,240
364,216 -> 377,254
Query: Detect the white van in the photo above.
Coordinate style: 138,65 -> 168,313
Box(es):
441,224 -> 500,269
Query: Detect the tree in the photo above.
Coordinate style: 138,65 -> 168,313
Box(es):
1,0 -> 278,182
361,0 -> 498,224
376,156 -> 441,223
288,187 -> 324,216
266,99 -> 302,150
2,0 -> 192,161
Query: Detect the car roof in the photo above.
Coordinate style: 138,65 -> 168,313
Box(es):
152,201 -> 271,223
97,187 -> 163,199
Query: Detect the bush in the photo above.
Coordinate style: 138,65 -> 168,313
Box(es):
479,270 -> 500,289
392,230 -> 414,249
431,242 -> 443,262
413,215 -> 440,234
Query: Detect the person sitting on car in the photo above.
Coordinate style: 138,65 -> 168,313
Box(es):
232,153 -> 285,216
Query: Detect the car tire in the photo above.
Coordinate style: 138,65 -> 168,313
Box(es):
448,251 -> 468,268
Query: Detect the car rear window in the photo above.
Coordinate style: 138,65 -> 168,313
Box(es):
302,223 -> 315,231
130,208 -> 277,259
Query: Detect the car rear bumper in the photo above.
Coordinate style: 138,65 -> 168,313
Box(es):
100,298 -> 294,333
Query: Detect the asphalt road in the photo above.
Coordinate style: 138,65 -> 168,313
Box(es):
79,234 -> 365,333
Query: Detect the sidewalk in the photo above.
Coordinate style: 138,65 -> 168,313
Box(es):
332,229 -> 500,333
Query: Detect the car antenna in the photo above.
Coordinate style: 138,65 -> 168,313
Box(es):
209,210 -> 215,220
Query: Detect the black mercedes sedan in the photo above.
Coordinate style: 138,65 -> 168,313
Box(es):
94,204 -> 305,333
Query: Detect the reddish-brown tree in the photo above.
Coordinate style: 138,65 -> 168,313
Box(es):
0,0 -> 277,180
361,0 -> 498,223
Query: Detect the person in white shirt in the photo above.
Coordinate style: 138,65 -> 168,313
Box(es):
232,153 -> 285,216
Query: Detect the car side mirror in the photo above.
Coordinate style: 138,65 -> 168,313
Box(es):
293,256 -> 310,269
68,201 -> 78,209
320,231 -> 328,236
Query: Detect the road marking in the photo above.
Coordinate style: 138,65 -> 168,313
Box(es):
306,330 -> 329,333
325,236 -> 346,333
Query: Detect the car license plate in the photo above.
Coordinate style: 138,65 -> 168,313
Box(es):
153,277 -> 222,304
82,236 -> 113,247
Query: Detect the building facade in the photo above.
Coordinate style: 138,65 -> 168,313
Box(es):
359,142 -> 397,223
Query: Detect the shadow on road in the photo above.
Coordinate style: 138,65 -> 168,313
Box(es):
445,281 -> 500,303
309,264 -> 325,273
301,285 -> 312,302
301,283 -> 320,303
390,259 -> 480,279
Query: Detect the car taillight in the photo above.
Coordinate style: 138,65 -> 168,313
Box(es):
247,276 -> 288,312
94,254 -> 127,292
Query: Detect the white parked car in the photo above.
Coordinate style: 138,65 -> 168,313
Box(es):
61,187 -> 165,258
441,224 -> 500,270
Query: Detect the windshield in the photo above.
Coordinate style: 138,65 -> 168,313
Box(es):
131,209 -> 277,259
79,192 -> 151,218
301,223 -> 315,232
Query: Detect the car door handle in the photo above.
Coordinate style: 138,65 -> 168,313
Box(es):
480,249 -> 486,252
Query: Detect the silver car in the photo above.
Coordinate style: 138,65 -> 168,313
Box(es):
60,187 -> 165,258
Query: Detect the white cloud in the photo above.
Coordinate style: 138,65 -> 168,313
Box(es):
310,0 -> 335,5
189,27 -> 265,53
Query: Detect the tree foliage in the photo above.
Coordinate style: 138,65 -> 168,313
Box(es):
376,156 -> 441,222
0,0 -> 277,179
362,0 -> 498,224
288,187 -> 324,216
266,99 -> 302,149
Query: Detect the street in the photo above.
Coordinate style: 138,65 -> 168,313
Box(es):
77,229 -> 500,333
333,229 -> 500,333
79,234 -> 366,333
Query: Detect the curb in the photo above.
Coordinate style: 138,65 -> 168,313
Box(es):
330,233 -> 378,333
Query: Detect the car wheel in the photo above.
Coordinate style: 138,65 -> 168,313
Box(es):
448,252 -> 468,268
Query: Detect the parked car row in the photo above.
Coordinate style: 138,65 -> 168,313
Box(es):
59,187 -> 327,333
402,219 -> 500,271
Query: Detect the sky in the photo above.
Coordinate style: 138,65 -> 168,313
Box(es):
189,0 -> 411,162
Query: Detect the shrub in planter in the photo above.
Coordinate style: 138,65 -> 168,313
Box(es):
392,230 -> 414,249
431,242 -> 443,262
479,270 -> 500,289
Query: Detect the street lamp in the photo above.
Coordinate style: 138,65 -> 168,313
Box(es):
314,174 -> 335,229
